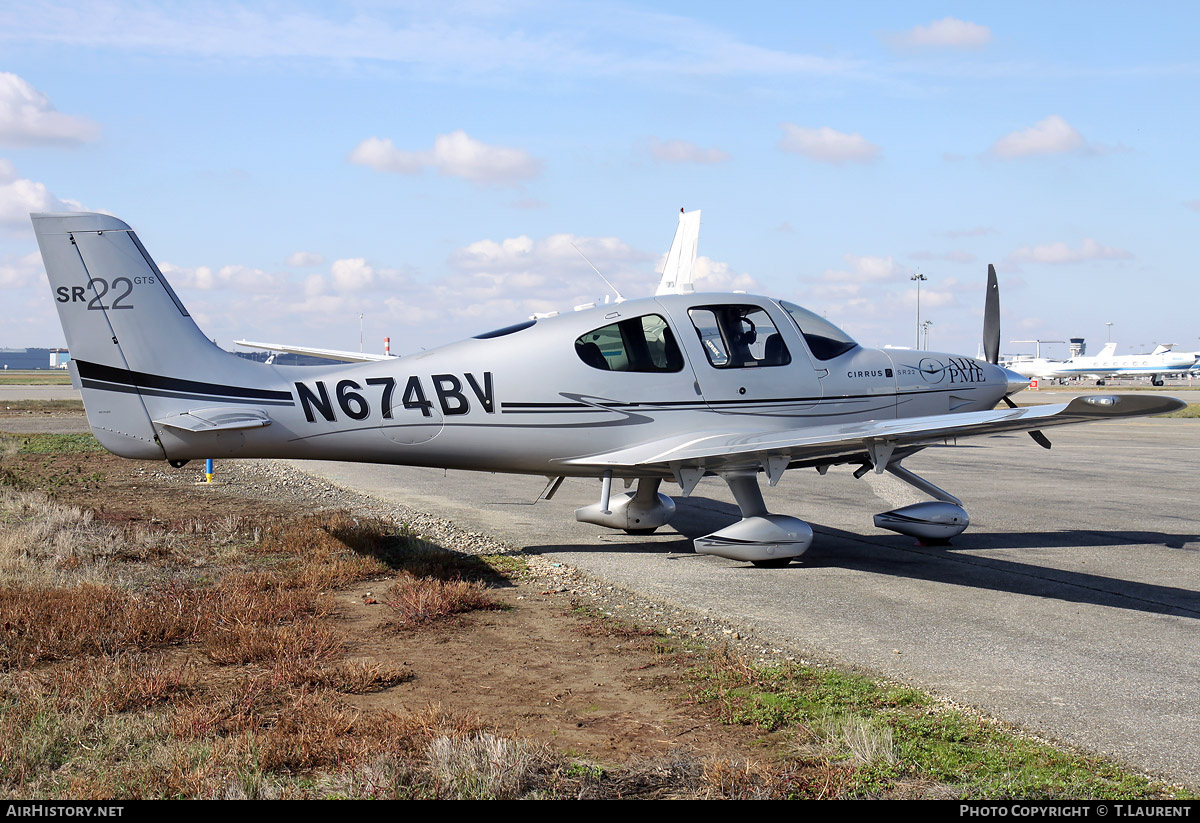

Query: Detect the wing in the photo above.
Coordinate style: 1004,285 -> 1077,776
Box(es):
555,394 -> 1184,478
234,339 -> 396,363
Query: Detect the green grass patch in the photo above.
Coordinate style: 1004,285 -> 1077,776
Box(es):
0,400 -> 83,414
477,553 -> 528,579
1157,403 -> 1200,418
0,372 -> 72,386
6,433 -> 104,455
688,657 -> 1188,799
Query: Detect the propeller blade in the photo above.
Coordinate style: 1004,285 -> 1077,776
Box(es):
999,395 -> 1051,448
983,263 -> 1000,365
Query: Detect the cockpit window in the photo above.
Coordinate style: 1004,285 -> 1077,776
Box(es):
687,305 -> 791,369
779,300 -> 858,361
575,314 -> 684,373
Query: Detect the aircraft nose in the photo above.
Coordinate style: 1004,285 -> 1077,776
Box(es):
1001,366 -> 1031,395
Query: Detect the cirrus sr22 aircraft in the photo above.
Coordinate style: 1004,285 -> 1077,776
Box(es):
31,210 -> 1183,567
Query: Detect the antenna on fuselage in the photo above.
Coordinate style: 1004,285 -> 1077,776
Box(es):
571,242 -> 626,303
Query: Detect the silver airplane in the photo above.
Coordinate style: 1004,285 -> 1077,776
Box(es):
31,211 -> 1183,567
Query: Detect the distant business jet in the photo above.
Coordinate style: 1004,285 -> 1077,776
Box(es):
1037,343 -> 1197,386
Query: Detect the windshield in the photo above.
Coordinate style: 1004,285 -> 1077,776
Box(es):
779,300 -> 858,361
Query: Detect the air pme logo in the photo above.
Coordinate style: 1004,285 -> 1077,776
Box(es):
914,357 -> 985,385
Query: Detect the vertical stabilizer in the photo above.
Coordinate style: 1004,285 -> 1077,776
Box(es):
31,212 -> 272,459
655,209 -> 701,295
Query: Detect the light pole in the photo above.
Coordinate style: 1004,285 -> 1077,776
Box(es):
1106,322 -> 1113,344
922,320 -> 933,350
911,272 -> 927,349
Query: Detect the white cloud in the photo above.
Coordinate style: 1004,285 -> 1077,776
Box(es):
689,257 -> 757,292
330,258 -> 375,291
0,250 -> 42,288
989,115 -> 1087,158
286,251 -> 324,267
0,4 -> 866,84
349,130 -> 541,185
451,232 -> 647,274
890,17 -> 991,49
303,273 -> 326,297
158,262 -> 286,293
441,230 -> 707,323
1009,238 -> 1133,264
821,254 -> 903,283
347,136 -> 425,174
778,124 -> 879,165
646,137 -> 731,164
0,73 -> 100,147
0,159 -> 86,227
909,250 -> 977,264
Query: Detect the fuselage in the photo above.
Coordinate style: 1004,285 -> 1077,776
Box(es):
144,292 -> 1019,475
1042,350 -> 1197,380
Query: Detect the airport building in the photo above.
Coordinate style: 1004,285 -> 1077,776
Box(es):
0,348 -> 56,370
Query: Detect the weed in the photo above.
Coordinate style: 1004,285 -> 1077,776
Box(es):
427,732 -> 553,799
383,574 -> 499,625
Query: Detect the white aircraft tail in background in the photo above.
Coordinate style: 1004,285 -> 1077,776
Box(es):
655,209 -> 701,296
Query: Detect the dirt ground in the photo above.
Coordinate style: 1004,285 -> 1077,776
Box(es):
0,408 -> 765,772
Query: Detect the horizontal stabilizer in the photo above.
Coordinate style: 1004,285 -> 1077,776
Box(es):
154,407 -> 273,433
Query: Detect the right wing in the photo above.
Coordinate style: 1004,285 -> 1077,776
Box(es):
234,339 -> 396,363
556,394 -> 1184,478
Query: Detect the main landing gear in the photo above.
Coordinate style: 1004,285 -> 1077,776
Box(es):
574,457 -> 972,566
574,476 -> 677,534
692,470 -> 813,567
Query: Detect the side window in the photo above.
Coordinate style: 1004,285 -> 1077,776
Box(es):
575,314 -> 684,373
687,305 -> 791,369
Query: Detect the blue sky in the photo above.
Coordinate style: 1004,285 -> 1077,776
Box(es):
2,1 -> 1197,359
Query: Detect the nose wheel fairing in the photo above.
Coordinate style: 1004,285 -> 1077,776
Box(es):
870,462 -> 970,542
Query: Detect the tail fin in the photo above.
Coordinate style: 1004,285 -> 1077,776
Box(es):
32,212 -> 273,459
1096,342 -> 1118,358
655,209 -> 701,296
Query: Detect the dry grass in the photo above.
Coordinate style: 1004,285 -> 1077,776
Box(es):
427,732 -> 556,799
0,583 -> 207,669
383,575 -> 499,625
0,487 -> 126,585
0,479 -> 519,798
815,713 -> 897,767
